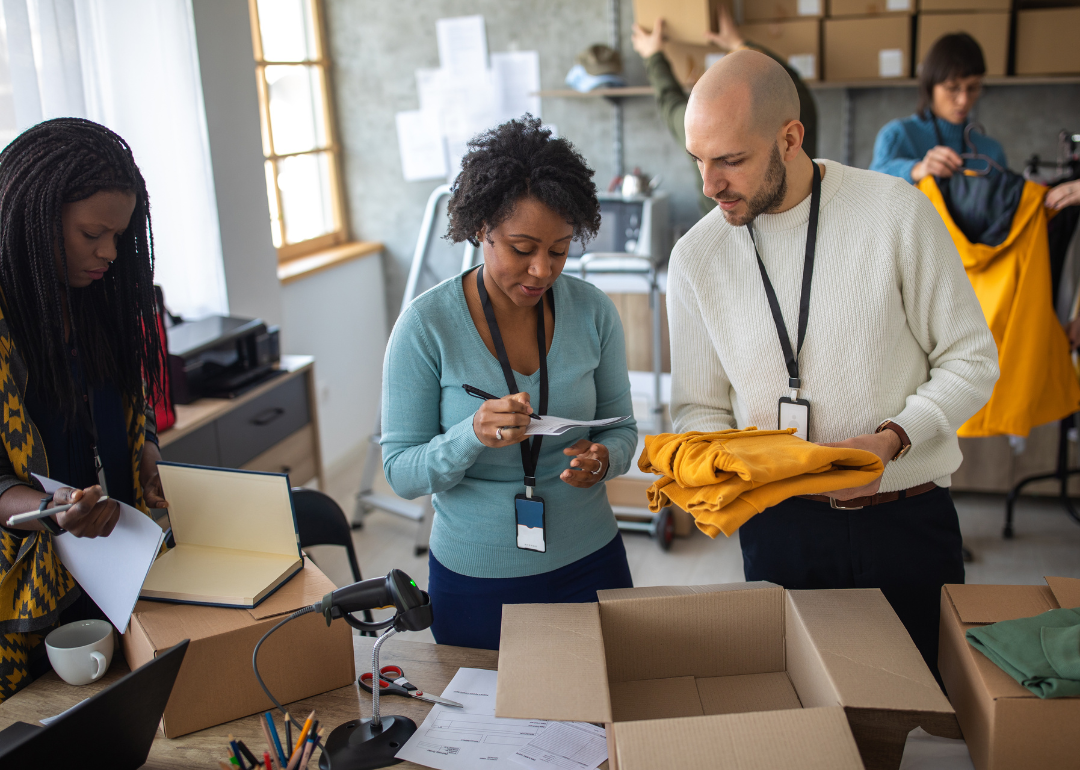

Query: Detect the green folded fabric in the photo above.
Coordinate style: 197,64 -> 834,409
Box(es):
966,607 -> 1080,698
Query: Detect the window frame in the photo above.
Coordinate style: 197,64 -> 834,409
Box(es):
248,0 -> 349,264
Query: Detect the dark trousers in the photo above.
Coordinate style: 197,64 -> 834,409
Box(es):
428,533 -> 634,650
739,486 -> 965,679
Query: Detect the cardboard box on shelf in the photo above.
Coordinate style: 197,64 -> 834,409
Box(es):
633,0 -> 713,45
1015,8 -> 1080,75
498,583 -> 958,770
919,0 -> 1009,11
829,0 -> 914,17
917,12 -> 1008,76
938,577 -> 1080,770
122,560 -> 354,738
741,19 -> 822,79
744,0 -> 826,22
661,41 -> 726,87
824,15 -> 912,81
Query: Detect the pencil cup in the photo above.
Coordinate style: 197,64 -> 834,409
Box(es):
45,619 -> 114,686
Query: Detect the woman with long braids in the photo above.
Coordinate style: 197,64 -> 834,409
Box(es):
0,118 -> 168,702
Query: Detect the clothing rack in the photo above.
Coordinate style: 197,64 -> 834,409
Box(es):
1003,416 -> 1080,539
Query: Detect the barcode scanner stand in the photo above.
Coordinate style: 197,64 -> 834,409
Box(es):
252,568 -> 434,770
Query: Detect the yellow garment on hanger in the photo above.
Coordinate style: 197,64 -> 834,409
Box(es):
638,428 -> 884,538
918,176 -> 1080,437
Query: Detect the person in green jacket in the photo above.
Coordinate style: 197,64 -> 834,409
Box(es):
632,10 -> 818,214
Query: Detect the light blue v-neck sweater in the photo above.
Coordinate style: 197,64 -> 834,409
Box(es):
380,270 -> 638,578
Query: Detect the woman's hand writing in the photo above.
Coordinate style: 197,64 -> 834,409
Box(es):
911,145 -> 963,182
561,440 -> 609,488
473,392 -> 535,448
53,485 -> 120,538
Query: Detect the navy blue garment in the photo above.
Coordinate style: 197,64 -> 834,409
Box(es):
738,487 -> 965,681
22,345 -> 135,507
939,170 -> 1026,247
427,533 -> 634,650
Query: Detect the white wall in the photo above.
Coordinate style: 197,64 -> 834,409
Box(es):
281,256 -> 388,469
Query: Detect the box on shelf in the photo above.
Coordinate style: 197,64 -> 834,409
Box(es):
743,0 -> 825,23
829,0 -> 914,17
939,577 -> 1080,770
1015,8 -> 1080,75
824,15 -> 912,81
917,12 -> 1008,76
741,19 -> 822,79
498,583 -> 958,770
919,0 -> 1009,10
633,0 -> 713,44
661,41 -> 725,86
122,560 -> 355,738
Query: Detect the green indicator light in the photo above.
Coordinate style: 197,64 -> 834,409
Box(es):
410,580 -> 416,586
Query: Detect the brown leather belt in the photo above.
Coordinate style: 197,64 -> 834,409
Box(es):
799,481 -> 939,510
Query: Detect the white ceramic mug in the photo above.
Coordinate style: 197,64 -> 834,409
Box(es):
45,619 -> 114,686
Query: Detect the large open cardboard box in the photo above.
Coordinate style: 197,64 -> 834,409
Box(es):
497,583 -> 957,770
939,577 -> 1080,770
123,560 -> 354,737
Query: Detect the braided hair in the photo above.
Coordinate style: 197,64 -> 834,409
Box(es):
446,116 -> 601,246
0,117 -> 163,417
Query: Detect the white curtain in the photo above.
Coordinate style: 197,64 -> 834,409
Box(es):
0,0 -> 228,320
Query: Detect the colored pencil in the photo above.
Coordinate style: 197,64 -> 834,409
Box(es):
265,751 -> 273,770
266,712 -> 287,766
237,739 -> 259,768
298,739 -> 315,768
260,716 -> 278,767
284,713 -> 293,758
286,711 -> 315,770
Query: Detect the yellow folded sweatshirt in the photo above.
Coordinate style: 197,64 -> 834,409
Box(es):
638,428 -> 885,538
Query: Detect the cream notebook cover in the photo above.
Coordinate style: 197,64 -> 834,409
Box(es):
141,464 -> 303,607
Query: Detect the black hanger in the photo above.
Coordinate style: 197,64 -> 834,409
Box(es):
961,123 -> 1005,177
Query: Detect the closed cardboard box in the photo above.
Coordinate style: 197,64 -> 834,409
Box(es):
829,0 -> 914,17
633,0 -> 713,44
123,560 -> 355,737
824,15 -> 912,81
661,41 -> 725,87
919,0 -> 1009,11
1016,8 -> 1080,75
498,583 -> 959,770
917,12 -> 1008,76
742,18 -> 822,79
744,0 -> 825,23
938,577 -> 1080,770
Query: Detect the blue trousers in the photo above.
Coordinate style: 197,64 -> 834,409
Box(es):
428,533 -> 634,650
739,486 -> 965,679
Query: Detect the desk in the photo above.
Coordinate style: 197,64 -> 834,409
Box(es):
0,636 -> 494,769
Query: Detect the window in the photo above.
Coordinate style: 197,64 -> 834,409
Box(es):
249,0 -> 348,262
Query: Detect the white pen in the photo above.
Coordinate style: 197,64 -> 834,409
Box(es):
8,496 -> 111,526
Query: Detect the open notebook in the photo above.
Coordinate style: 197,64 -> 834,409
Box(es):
140,464 -> 303,608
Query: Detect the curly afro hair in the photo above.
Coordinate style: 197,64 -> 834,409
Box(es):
446,116 -> 601,247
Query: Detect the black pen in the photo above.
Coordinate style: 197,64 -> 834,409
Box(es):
462,384 -> 542,420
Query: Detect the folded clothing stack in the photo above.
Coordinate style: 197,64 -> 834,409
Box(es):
637,428 -> 884,537
967,607 -> 1080,698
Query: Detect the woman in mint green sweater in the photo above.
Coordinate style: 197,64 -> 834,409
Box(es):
380,117 -> 637,649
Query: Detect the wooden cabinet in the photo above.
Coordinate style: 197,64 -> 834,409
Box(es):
157,355 -> 325,488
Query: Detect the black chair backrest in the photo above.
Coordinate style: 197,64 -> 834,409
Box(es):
291,488 -> 364,586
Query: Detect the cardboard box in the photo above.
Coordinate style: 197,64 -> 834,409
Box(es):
123,560 -> 355,737
917,12 -> 1008,76
829,0 -> 914,16
633,0 -> 713,44
919,0 -> 1009,11
498,583 -> 958,770
744,0 -> 826,23
606,475 -> 694,537
742,19 -> 822,79
1015,8 -> 1080,75
824,15 -> 912,81
661,41 -> 725,87
938,577 -> 1080,770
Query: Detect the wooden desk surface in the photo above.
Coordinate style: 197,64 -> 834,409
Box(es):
0,635 -> 497,769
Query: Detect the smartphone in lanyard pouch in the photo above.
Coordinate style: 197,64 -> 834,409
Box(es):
514,494 -> 546,553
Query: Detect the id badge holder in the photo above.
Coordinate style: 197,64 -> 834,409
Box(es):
515,493 -> 546,553
778,396 -> 810,441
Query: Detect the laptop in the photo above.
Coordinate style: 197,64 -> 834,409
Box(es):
0,639 -> 189,769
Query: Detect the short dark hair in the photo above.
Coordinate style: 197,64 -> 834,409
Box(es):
446,116 -> 601,247
918,33 -> 986,115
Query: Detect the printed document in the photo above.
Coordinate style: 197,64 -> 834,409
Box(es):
525,414 -> 631,436
510,721 -> 608,770
35,474 -> 165,633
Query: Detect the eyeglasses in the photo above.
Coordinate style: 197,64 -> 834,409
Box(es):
939,81 -> 983,101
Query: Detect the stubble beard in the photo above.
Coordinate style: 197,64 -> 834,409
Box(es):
719,145 -> 788,227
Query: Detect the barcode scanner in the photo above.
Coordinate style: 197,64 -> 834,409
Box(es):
317,568 -> 433,633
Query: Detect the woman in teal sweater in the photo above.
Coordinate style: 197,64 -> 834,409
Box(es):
870,33 -> 1006,183
381,117 -> 638,649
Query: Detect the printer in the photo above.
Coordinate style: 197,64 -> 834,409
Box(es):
166,316 -> 280,404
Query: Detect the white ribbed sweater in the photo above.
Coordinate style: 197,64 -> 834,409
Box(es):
668,160 -> 1000,492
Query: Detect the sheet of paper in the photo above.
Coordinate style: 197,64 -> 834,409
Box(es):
509,722 -> 608,770
396,109 -> 447,181
436,15 -> 488,77
491,51 -> 540,122
35,474 -> 165,634
524,415 -> 631,437
898,727 -> 975,770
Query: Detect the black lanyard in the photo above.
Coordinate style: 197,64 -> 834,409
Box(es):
72,347 -> 110,495
747,161 -> 821,391
475,266 -> 553,490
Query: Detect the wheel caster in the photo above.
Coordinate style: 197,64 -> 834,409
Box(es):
657,508 -> 674,551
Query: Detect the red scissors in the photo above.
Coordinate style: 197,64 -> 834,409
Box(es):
359,665 -> 464,708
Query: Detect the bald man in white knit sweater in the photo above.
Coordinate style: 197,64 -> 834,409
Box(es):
669,51 -> 999,676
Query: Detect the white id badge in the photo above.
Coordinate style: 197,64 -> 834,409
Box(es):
515,494 -> 546,553
778,397 -> 810,441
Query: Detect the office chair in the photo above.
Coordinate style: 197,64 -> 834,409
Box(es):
291,488 -> 375,632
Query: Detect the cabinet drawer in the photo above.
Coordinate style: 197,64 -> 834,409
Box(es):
159,422 -> 220,466
217,376 -> 311,468
241,424 -> 318,486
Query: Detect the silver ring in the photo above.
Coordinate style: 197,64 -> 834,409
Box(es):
589,458 -> 602,475
496,428 -> 503,441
